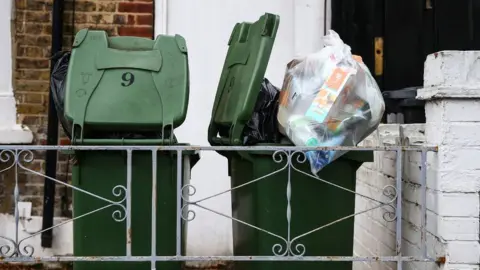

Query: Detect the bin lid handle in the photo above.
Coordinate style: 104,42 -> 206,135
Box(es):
95,48 -> 162,72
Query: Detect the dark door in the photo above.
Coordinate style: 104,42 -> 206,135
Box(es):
332,0 -> 480,91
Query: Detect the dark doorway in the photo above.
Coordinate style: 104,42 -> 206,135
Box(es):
332,0 -> 480,91
332,0 -> 480,122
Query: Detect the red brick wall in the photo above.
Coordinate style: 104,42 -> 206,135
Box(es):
7,0 -> 154,216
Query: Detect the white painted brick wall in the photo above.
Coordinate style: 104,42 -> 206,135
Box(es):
353,124 -> 446,270
355,51 -> 480,270
422,52 -> 480,267
354,123 -> 480,268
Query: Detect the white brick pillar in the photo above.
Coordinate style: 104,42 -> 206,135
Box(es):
0,0 -> 32,144
418,51 -> 480,269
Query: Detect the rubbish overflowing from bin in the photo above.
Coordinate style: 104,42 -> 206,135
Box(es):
242,78 -> 282,145
278,30 -> 384,174
246,30 -> 384,175
50,51 -> 72,138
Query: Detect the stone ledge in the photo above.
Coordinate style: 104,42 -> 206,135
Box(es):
0,124 -> 33,144
417,86 -> 480,100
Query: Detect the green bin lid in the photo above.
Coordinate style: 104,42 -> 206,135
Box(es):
208,13 -> 280,146
65,29 -> 189,143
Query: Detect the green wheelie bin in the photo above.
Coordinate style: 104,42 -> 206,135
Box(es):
208,13 -> 373,270
64,29 -> 199,270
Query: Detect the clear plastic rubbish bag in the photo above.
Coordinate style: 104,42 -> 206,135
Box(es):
277,30 -> 385,175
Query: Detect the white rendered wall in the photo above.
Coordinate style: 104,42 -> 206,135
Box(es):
0,0 -> 32,144
154,0 -> 331,267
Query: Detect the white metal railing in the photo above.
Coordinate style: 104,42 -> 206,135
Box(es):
0,145 -> 440,270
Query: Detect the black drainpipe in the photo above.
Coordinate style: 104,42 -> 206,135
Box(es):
41,0 -> 64,248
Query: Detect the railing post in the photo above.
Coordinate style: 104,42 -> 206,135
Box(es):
395,149 -> 403,270
420,150 -> 427,258
14,150 -> 19,255
126,149 -> 132,257
176,149 -> 183,256
151,149 -> 158,270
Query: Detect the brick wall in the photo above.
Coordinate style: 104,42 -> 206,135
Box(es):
418,51 -> 480,268
7,0 -> 154,216
354,121 -> 480,269
352,124 -> 446,270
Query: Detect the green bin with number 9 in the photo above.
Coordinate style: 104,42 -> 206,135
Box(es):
65,29 -> 189,143
64,29 -> 198,270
